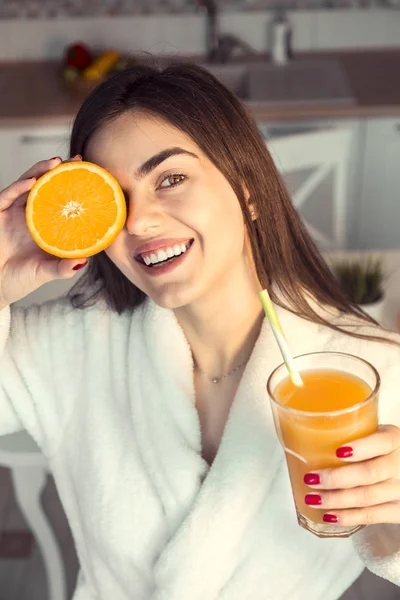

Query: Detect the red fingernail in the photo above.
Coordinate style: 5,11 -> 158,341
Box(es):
72,261 -> 88,271
304,473 -> 320,486
323,513 -> 339,523
336,446 -> 353,458
305,494 -> 322,506
50,156 -> 61,161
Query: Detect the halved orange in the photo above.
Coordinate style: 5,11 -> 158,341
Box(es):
26,161 -> 126,258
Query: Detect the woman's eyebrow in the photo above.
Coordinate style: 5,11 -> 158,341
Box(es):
134,147 -> 199,180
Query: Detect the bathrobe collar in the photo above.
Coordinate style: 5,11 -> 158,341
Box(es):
130,298 -> 332,599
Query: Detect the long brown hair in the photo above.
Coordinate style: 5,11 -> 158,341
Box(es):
68,60 -> 393,344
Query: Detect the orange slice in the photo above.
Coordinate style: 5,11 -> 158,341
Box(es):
26,161 -> 126,259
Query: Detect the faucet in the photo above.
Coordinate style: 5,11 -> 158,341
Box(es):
197,0 -> 220,63
197,0 -> 256,64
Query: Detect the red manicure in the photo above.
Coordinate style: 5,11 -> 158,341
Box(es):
72,261 -> 88,271
323,513 -> 338,523
336,446 -> 353,459
305,494 -> 322,506
304,473 -> 320,486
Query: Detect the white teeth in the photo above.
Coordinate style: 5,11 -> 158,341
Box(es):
150,253 -> 159,264
140,241 -> 192,266
157,249 -> 168,262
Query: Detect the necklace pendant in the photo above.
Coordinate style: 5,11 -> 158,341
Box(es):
212,377 -> 220,384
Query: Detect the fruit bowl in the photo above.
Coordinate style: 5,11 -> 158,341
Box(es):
61,44 -> 133,97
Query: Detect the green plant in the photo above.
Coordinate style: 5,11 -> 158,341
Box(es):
332,256 -> 385,306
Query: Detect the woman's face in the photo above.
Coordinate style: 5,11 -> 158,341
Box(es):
86,112 -> 252,309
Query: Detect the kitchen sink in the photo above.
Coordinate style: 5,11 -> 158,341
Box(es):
202,58 -> 356,107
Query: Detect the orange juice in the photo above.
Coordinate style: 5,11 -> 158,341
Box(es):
275,369 -> 377,525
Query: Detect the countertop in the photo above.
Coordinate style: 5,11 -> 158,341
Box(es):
1,49 -> 400,127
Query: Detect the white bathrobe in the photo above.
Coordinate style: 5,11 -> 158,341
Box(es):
0,296 -> 399,600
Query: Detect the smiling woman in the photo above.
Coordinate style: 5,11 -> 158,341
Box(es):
66,62 -> 391,343
77,108 -> 248,312
0,60 -> 399,600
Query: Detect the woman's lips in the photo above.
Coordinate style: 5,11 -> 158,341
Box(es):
134,238 -> 193,259
135,240 -> 194,277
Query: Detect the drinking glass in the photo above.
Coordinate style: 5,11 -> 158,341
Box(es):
267,351 -> 380,538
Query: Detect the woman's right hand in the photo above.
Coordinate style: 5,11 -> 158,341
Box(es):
0,156 -> 87,309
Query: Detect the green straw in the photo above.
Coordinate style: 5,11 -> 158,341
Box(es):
259,289 -> 303,387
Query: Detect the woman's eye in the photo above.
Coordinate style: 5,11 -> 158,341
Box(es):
159,173 -> 186,189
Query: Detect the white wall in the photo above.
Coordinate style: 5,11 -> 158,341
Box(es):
0,9 -> 399,62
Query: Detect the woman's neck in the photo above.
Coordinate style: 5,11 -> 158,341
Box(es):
174,273 -> 264,378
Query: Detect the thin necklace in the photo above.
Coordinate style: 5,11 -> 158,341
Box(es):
195,358 -> 248,384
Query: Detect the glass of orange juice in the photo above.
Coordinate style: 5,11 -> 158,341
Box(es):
267,351 -> 380,538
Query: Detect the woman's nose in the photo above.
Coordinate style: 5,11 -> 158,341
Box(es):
125,195 -> 164,237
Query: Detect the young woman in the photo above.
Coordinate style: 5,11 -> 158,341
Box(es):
0,62 -> 399,600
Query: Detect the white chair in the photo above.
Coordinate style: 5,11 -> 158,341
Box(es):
267,128 -> 353,250
0,431 -> 67,600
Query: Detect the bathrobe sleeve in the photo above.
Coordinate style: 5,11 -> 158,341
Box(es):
0,306 -> 22,435
0,299 -> 87,457
352,335 -> 400,586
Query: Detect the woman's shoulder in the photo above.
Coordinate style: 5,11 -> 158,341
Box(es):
10,293 -> 147,333
322,308 -> 399,360
322,311 -> 400,423
331,311 -> 400,349
11,294 -> 99,324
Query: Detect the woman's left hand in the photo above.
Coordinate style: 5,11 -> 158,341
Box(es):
303,424 -> 400,525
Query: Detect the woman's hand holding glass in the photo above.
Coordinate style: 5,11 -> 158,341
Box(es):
304,424 -> 400,526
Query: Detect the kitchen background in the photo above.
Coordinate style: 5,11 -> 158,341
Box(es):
0,0 -> 399,19
0,2 -> 400,600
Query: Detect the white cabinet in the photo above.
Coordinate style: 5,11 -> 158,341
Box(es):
0,124 -> 71,189
358,117 -> 400,250
258,118 -> 363,250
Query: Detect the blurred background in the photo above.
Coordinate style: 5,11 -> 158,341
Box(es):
0,1 -> 400,599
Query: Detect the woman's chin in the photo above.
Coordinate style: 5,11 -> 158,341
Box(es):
145,286 -> 197,310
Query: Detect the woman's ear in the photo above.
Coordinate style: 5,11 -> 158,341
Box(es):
242,184 -> 258,221
248,202 -> 257,221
